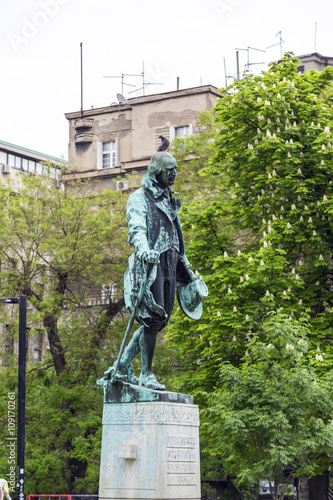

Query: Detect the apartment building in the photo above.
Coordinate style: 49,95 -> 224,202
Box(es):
297,52 -> 333,73
63,85 -> 221,192
0,140 -> 66,366
0,139 -> 66,182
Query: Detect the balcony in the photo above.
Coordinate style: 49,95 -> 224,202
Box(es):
74,133 -> 94,144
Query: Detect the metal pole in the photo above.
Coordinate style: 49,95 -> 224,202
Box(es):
223,58 -> 227,88
17,295 -> 27,500
236,51 -> 240,80
80,43 -> 83,117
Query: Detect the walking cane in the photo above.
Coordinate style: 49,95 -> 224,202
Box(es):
110,259 -> 157,384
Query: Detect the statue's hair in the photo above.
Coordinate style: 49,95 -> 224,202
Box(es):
142,152 -> 175,188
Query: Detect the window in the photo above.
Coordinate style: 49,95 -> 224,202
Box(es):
8,155 -> 16,167
97,141 -> 119,169
36,163 -> 43,175
28,160 -> 36,173
103,142 -> 116,168
175,126 -> 191,137
33,332 -> 43,363
3,325 -> 14,366
170,124 -> 193,141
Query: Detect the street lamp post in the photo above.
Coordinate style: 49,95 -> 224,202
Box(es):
0,296 -> 27,500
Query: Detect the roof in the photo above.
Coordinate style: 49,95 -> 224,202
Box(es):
0,139 -> 67,164
65,84 -> 222,120
297,52 -> 333,61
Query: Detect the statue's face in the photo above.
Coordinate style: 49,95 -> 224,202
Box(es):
158,157 -> 178,187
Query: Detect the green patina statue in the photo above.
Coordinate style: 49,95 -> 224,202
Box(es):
104,151 -> 208,391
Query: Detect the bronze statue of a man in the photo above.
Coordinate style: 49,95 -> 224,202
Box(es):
106,151 -> 207,390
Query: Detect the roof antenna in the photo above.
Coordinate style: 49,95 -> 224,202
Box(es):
80,42 -> 83,117
266,31 -> 285,59
314,22 -> 317,52
128,61 -> 163,96
103,72 -> 141,96
235,46 -> 266,76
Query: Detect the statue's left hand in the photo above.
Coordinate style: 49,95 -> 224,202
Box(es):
142,249 -> 160,264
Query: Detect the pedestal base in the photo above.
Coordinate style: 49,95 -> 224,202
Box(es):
98,381 -> 201,500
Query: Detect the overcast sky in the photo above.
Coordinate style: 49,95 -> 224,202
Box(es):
1,0 -> 332,159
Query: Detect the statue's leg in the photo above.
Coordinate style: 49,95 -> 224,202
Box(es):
104,326 -> 143,384
137,250 -> 178,391
118,325 -> 144,384
139,322 -> 165,391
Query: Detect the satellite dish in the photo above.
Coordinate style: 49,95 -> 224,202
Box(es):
117,93 -> 128,104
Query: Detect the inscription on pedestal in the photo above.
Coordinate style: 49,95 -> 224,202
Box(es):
166,434 -> 197,487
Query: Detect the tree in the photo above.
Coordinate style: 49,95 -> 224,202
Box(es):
168,53 -> 333,497
0,173 -> 131,493
203,314 -> 333,500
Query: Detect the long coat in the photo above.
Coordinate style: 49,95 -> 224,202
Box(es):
124,183 -> 195,323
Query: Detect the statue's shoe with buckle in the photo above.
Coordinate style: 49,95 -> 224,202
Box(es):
139,371 -> 165,391
103,363 -> 139,385
119,361 -> 139,385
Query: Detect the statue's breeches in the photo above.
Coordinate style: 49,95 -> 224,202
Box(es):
140,249 -> 178,333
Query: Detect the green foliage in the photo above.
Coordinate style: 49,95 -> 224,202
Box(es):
203,315 -> 333,499
168,53 -> 333,495
0,175 -> 132,494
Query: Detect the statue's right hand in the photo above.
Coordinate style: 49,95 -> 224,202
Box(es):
142,249 -> 160,264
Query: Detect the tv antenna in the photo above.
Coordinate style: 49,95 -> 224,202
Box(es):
235,46 -> 266,76
103,72 -> 141,96
128,61 -> 163,97
266,31 -> 285,59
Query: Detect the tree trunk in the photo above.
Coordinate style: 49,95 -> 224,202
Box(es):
308,471 -> 329,500
43,312 -> 66,376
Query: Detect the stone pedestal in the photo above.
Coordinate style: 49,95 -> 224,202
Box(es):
98,381 -> 201,500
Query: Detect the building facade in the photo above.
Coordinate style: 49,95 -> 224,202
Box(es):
0,140 -> 66,367
297,52 -> 333,73
64,85 -> 221,191
0,139 -> 65,183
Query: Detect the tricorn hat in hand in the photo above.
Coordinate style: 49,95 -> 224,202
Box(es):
177,279 -> 208,320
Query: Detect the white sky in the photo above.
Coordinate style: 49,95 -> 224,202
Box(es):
0,0 -> 332,159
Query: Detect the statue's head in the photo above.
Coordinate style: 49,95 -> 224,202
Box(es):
142,152 -> 177,188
